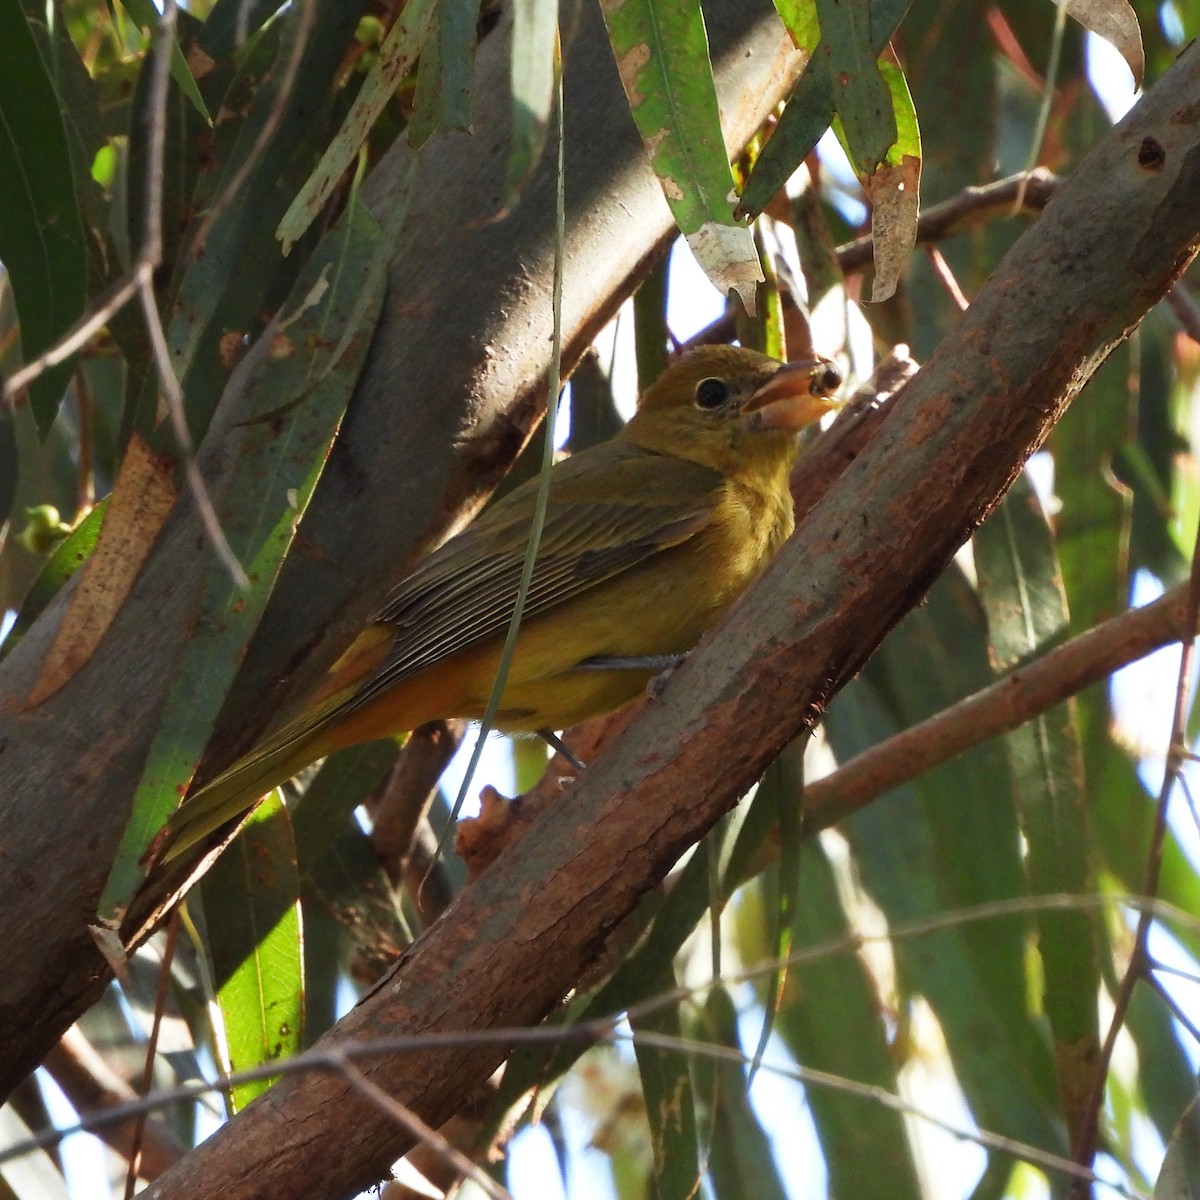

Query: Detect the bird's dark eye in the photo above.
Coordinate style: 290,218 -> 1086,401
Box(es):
694,378 -> 728,410
817,364 -> 843,395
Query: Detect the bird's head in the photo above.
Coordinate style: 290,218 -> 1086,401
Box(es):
622,345 -> 843,477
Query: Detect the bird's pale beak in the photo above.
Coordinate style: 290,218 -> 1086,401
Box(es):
741,358 -> 844,431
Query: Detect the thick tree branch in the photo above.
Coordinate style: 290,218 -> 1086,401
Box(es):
0,0 -> 805,1098
137,40 -> 1200,1200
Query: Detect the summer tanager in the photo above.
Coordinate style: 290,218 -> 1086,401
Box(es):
156,345 -> 841,862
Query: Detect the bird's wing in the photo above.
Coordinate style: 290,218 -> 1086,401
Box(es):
355,444 -> 724,704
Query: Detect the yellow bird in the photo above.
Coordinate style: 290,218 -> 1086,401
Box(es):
155,345 -> 841,862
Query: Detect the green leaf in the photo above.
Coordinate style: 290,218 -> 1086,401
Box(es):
0,0 -> 88,434
1052,347 -> 1132,637
739,751 -> 800,1085
1126,984 -> 1200,1155
600,0 -> 761,308
738,0 -> 911,217
862,50 -> 920,301
435,0 -> 476,132
99,201 -> 391,917
630,966 -> 701,1200
293,741 -> 412,979
827,567 -> 1067,1157
200,0 -> 289,60
116,0 -> 212,124
689,986 -> 789,1200
815,0 -> 896,173
407,0 -> 475,146
1123,310 -> 1194,585
19,0 -> 120,301
740,837 -> 921,1199
504,0 -> 558,211
202,791 -> 303,1112
974,473 -> 1101,1146
146,0 -> 368,444
770,0 -> 820,51
1156,1094 -> 1200,1200
291,740 -> 399,867
0,500 -> 106,658
493,766 -> 784,1123
307,825 -> 411,980
277,0 -> 436,253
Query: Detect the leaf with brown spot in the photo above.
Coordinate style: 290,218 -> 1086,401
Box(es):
25,434 -> 175,706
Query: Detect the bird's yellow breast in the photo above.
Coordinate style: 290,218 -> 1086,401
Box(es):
437,472 -> 795,731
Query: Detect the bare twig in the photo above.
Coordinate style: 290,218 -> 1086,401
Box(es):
835,168 -> 1062,272
333,1053 -> 513,1200
191,0 -> 316,254
1165,283 -> 1200,345
124,911 -> 179,1199
367,720 -> 466,884
4,0 -> 248,589
3,272 -> 144,400
1071,527 -> 1200,1184
925,244 -> 971,311
803,583 -> 1195,835
3,937 -> 1169,1200
42,1027 -> 186,1180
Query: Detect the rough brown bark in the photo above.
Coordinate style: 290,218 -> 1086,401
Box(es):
0,0 -> 805,1099
137,40 -> 1200,1200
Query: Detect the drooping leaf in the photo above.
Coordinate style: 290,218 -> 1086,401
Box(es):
861,47 -> 920,301
828,567 -> 1067,1159
688,985 -> 790,1200
631,964 -> 701,1200
99,200 -> 391,917
148,0 -> 369,445
738,0 -> 911,218
503,0 -> 558,211
815,0 -> 897,173
1059,0 -> 1144,88
202,790 -> 303,1112
276,0 -> 436,253
739,834 -> 922,1199
600,0 -> 761,310
116,0 -> 212,123
0,0 -> 89,433
1156,1093 -> 1200,1200
974,473 -> 1101,1148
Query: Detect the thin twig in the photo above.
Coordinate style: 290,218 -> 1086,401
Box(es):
1145,971 -> 1200,1046
42,1027 -> 186,1180
1071,524 -> 1200,1183
367,720 -> 465,884
925,244 -> 970,312
190,0 -> 316,254
1165,283 -> 1200,344
332,1052 -> 513,1200
835,169 -> 1061,272
3,926 -> 1169,1200
3,272 -> 143,400
124,911 -> 180,1199
621,1029 -> 1149,1200
4,0 -> 248,588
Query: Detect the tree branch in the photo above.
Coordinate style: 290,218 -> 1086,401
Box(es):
803,583 -> 1195,834
0,0 -> 809,1099
136,38 -> 1200,1200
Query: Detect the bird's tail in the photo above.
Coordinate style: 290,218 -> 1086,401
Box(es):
153,686 -> 358,865
152,625 -> 397,865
